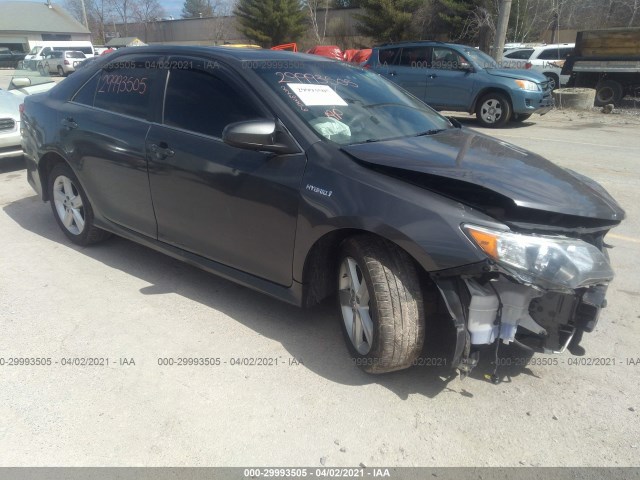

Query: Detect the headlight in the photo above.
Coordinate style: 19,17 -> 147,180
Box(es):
463,224 -> 614,290
514,79 -> 540,91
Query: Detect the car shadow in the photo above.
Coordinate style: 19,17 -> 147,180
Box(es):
450,114 -> 536,129
3,194 -> 536,398
0,155 -> 25,173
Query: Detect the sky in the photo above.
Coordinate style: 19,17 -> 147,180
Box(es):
0,0 -> 233,23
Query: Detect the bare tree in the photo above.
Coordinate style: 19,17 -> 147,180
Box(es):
208,0 -> 234,44
131,0 -> 164,41
306,0 -> 330,43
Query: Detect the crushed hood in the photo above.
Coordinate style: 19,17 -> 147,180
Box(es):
342,129 -> 625,223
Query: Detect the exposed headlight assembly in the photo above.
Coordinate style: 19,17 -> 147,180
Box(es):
514,79 -> 540,91
463,224 -> 614,291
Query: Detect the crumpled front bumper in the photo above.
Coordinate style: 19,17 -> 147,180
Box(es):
433,267 -> 610,375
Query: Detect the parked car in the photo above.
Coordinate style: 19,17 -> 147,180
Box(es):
23,41 -> 95,70
502,43 -> 575,89
3,69 -> 56,98
364,41 -> 554,127
0,88 -> 23,160
22,47 -> 624,377
0,48 -> 26,69
37,50 -> 87,76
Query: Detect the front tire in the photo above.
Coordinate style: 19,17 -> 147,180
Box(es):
338,236 -> 425,373
544,72 -> 559,90
476,92 -> 512,128
48,163 -> 110,246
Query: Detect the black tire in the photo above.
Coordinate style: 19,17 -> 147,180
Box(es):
57,65 -> 65,77
337,235 -> 425,373
595,79 -> 623,106
47,163 -> 110,246
475,92 -> 512,128
543,72 -> 559,90
511,113 -> 533,122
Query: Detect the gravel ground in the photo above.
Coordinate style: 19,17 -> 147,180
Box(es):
0,102 -> 639,467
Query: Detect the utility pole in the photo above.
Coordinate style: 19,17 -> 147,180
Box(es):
492,0 -> 512,60
80,0 -> 89,29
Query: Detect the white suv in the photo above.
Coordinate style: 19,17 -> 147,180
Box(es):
502,43 -> 575,89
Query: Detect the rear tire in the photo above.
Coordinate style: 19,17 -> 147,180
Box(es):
595,79 -> 623,106
47,163 -> 110,246
337,235 -> 425,373
476,92 -> 512,128
57,65 -> 64,77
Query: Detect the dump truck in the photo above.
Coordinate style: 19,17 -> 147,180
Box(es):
562,27 -> 640,106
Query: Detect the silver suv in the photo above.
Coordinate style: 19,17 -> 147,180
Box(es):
37,50 -> 87,76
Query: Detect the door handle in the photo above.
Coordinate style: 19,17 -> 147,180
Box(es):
61,117 -> 77,130
389,70 -> 397,76
428,74 -> 438,79
149,142 -> 175,158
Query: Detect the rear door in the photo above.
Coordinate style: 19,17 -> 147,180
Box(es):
145,56 -> 306,286
379,46 -> 430,101
62,53 -> 164,237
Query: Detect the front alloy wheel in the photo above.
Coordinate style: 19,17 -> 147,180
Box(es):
476,92 -> 512,128
339,257 -> 373,355
337,235 -> 425,373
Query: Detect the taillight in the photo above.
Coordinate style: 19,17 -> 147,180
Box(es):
64,59 -> 70,65
19,104 -> 24,115
525,62 -> 532,69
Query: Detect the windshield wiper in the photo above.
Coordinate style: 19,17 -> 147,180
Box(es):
415,129 -> 446,136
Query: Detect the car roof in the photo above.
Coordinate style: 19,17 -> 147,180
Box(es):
375,40 -> 462,49
109,45 -> 334,63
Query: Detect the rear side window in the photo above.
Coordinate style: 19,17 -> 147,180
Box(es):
163,68 -> 261,138
505,49 -> 534,60
92,58 -> 161,120
398,46 -> 431,67
66,51 -> 85,59
377,48 -> 400,65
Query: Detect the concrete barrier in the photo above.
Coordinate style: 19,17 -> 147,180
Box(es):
552,88 -> 597,110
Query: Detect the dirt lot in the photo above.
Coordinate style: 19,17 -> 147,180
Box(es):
1,105 -> 639,467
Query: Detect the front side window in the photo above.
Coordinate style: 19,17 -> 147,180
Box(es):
377,48 -> 400,66
538,48 -> 564,60
398,47 -> 431,67
163,67 -> 261,138
432,47 -> 467,70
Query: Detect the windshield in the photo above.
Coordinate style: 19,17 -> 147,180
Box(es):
253,61 -> 452,145
461,47 -> 498,69
28,47 -> 40,55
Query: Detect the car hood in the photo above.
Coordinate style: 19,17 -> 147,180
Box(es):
341,129 -> 625,223
485,68 -> 547,83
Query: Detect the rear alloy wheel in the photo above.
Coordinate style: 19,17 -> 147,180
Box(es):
476,92 -> 512,128
48,163 -> 110,246
595,79 -> 623,106
338,235 -> 425,373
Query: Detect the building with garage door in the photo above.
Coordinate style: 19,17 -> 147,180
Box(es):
0,1 -> 90,52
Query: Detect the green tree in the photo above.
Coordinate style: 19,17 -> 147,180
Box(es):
182,0 -> 214,18
434,0 -> 483,40
234,0 -> 307,47
355,0 -> 424,43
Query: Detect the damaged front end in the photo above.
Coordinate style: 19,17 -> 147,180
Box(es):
434,223 -> 614,378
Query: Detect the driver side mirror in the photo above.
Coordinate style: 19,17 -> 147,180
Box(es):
459,61 -> 474,72
222,119 -> 299,155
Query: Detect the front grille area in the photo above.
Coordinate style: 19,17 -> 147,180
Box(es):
0,118 -> 16,131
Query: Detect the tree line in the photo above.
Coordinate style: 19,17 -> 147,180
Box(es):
64,0 -> 640,47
